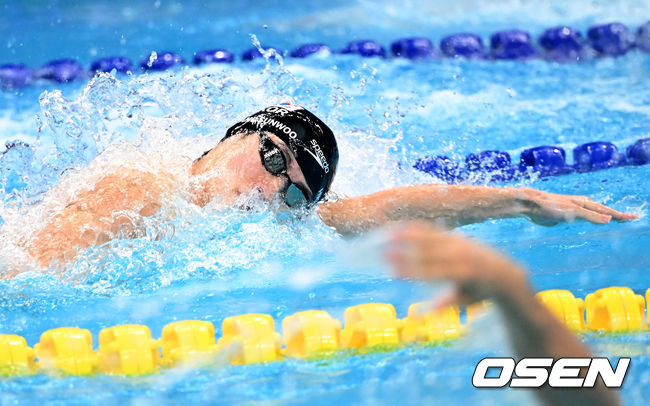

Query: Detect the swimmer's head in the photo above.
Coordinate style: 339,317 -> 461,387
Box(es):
220,103 -> 339,206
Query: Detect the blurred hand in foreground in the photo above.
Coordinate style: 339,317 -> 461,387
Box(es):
384,222 -> 622,406
386,222 -> 530,307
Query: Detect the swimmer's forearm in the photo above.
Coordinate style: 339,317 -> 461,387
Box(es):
411,184 -> 530,227
495,287 -> 621,406
318,185 -> 529,233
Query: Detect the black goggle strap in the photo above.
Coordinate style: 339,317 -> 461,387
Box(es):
285,137 -> 320,204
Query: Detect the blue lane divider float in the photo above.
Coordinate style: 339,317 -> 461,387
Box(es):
490,30 -> 537,60
465,150 -> 515,181
539,26 -> 584,62
413,138 -> 650,184
520,146 -> 572,177
588,23 -> 636,56
440,34 -> 486,59
140,52 -> 184,71
573,141 -> 625,172
193,49 -> 235,65
626,138 -> 650,165
340,40 -> 386,57
90,57 -> 133,74
638,22 -> 650,52
391,37 -> 438,59
0,64 -> 33,88
241,46 -> 283,61
290,43 -> 331,58
36,59 -> 86,83
2,20 -> 650,89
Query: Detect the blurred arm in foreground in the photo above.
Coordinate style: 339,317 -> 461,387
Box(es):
385,222 -> 621,406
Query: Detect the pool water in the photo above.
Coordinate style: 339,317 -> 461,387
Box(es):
1,1 -> 650,405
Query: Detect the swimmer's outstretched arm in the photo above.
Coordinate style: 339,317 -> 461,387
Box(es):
317,185 -> 636,234
386,222 -> 621,406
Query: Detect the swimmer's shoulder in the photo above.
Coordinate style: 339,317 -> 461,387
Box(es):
94,167 -> 176,196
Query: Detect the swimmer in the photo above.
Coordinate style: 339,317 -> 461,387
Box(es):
15,103 -> 636,270
386,222 -> 621,406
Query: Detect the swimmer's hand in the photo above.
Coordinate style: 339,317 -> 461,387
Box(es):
385,222 -> 621,406
518,187 -> 637,226
386,222 -> 527,306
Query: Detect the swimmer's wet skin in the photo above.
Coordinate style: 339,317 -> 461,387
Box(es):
17,104 -> 637,271
387,222 -> 622,406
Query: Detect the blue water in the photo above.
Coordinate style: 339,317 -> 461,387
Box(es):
1,1 -> 650,405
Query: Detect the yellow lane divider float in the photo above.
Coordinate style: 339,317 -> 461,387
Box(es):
0,285 -> 647,377
217,314 -> 282,365
34,327 -> 98,375
340,304 -> 402,349
160,320 -> 219,367
535,289 -> 585,332
0,335 -> 35,376
99,325 -> 160,375
585,287 -> 645,332
283,310 -> 341,358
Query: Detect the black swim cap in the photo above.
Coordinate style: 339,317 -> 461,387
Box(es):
222,103 -> 339,203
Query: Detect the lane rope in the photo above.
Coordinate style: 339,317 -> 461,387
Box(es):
1,21 -> 649,88
413,138 -> 650,184
0,286 -> 647,376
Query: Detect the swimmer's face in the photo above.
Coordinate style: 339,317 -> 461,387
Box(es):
216,132 -> 311,205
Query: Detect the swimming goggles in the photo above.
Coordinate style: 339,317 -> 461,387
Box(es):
259,134 -> 313,207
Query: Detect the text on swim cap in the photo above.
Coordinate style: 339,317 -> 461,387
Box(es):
264,106 -> 288,115
245,115 -> 298,139
310,139 -> 329,174
266,104 -> 303,113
